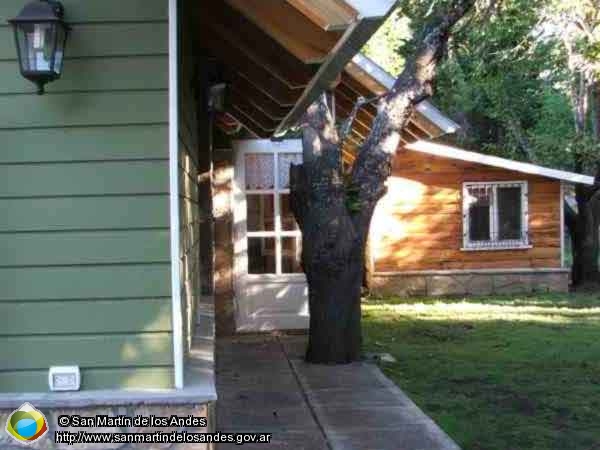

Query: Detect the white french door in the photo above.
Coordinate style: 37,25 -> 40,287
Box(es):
232,139 -> 308,331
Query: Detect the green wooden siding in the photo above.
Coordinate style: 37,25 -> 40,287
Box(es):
0,196 -> 170,232
0,335 -> 173,370
0,0 -> 172,392
0,230 -> 170,267
0,299 -> 172,335
0,56 -> 168,94
0,265 -> 171,302
0,368 -> 174,393
0,92 -> 167,129
0,161 -> 168,198
0,125 -> 168,163
0,24 -> 167,60
0,1 -> 167,23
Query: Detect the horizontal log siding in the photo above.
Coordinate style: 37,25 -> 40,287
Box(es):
372,150 -> 562,271
0,0 -> 172,392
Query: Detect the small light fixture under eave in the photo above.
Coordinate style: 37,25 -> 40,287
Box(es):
8,0 -> 70,95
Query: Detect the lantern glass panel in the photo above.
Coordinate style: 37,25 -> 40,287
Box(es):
53,24 -> 66,74
14,24 -> 30,73
16,22 -> 58,73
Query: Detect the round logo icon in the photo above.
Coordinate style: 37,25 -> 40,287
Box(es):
5,403 -> 49,444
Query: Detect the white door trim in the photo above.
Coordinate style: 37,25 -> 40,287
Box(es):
232,139 -> 308,331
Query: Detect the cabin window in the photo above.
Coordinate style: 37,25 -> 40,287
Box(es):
462,181 -> 529,250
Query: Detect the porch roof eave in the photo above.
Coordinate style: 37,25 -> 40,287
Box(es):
205,1 -> 457,147
273,0 -> 397,136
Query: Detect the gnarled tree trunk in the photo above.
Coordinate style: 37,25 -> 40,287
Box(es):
566,177 -> 600,287
290,0 -> 475,364
561,23 -> 600,287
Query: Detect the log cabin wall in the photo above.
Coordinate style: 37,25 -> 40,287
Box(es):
371,150 -> 562,272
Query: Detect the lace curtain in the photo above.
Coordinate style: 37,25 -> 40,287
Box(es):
245,154 -> 274,190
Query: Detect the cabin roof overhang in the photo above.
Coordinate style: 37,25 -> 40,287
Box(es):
405,140 -> 596,186
198,1 -> 458,153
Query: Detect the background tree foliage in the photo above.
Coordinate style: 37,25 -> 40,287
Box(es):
364,0 -> 600,173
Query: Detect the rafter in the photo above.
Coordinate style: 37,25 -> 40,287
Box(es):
226,108 -> 271,139
203,2 -> 314,89
285,0 -> 357,31
226,0 -> 341,63
334,100 -> 371,138
334,87 -> 375,127
230,96 -> 280,133
405,121 -> 430,140
197,29 -> 300,106
274,13 -> 393,135
229,82 -> 288,121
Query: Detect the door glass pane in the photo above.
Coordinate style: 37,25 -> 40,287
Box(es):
278,153 -> 302,189
467,186 -> 491,241
245,153 -> 274,190
248,237 -> 276,274
280,194 -> 299,231
281,237 -> 302,273
247,194 -> 274,232
498,186 -> 522,240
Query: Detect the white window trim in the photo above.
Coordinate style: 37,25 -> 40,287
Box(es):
233,139 -> 305,281
462,181 -> 531,251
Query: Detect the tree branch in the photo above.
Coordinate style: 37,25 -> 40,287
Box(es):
300,93 -> 340,169
349,0 -> 475,232
291,93 -> 343,233
506,116 -> 536,162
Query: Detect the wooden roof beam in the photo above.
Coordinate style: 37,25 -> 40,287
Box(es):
403,127 -> 420,142
230,96 -> 280,133
226,0 -> 341,64
347,129 -> 365,146
229,80 -> 289,121
410,113 -> 448,138
230,72 -> 296,109
334,87 -> 375,126
204,21 -> 309,89
202,2 -> 314,89
342,69 -> 451,140
349,53 -> 461,137
274,0 -> 395,136
285,0 -> 358,31
405,121 -> 431,140
226,108 -> 271,139
340,74 -> 379,112
197,29 -> 300,106
334,101 -> 371,139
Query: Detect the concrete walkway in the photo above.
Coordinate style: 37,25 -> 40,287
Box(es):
215,335 -> 460,450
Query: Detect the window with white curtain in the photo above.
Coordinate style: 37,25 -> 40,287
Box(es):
244,152 -> 303,274
462,181 -> 529,250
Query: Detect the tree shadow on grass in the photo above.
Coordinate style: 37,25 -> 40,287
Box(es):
361,296 -> 600,450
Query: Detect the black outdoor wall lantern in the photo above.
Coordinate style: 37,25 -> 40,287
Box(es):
8,0 -> 70,95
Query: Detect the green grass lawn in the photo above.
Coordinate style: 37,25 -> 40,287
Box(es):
362,292 -> 600,450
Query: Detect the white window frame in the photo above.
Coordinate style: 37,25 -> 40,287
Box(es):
233,139 -> 304,280
462,181 -> 531,251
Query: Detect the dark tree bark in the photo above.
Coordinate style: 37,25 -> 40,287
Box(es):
560,22 -> 600,287
290,0 -> 475,364
568,173 -> 600,288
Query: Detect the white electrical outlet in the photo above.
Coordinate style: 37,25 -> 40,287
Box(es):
48,366 -> 80,392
